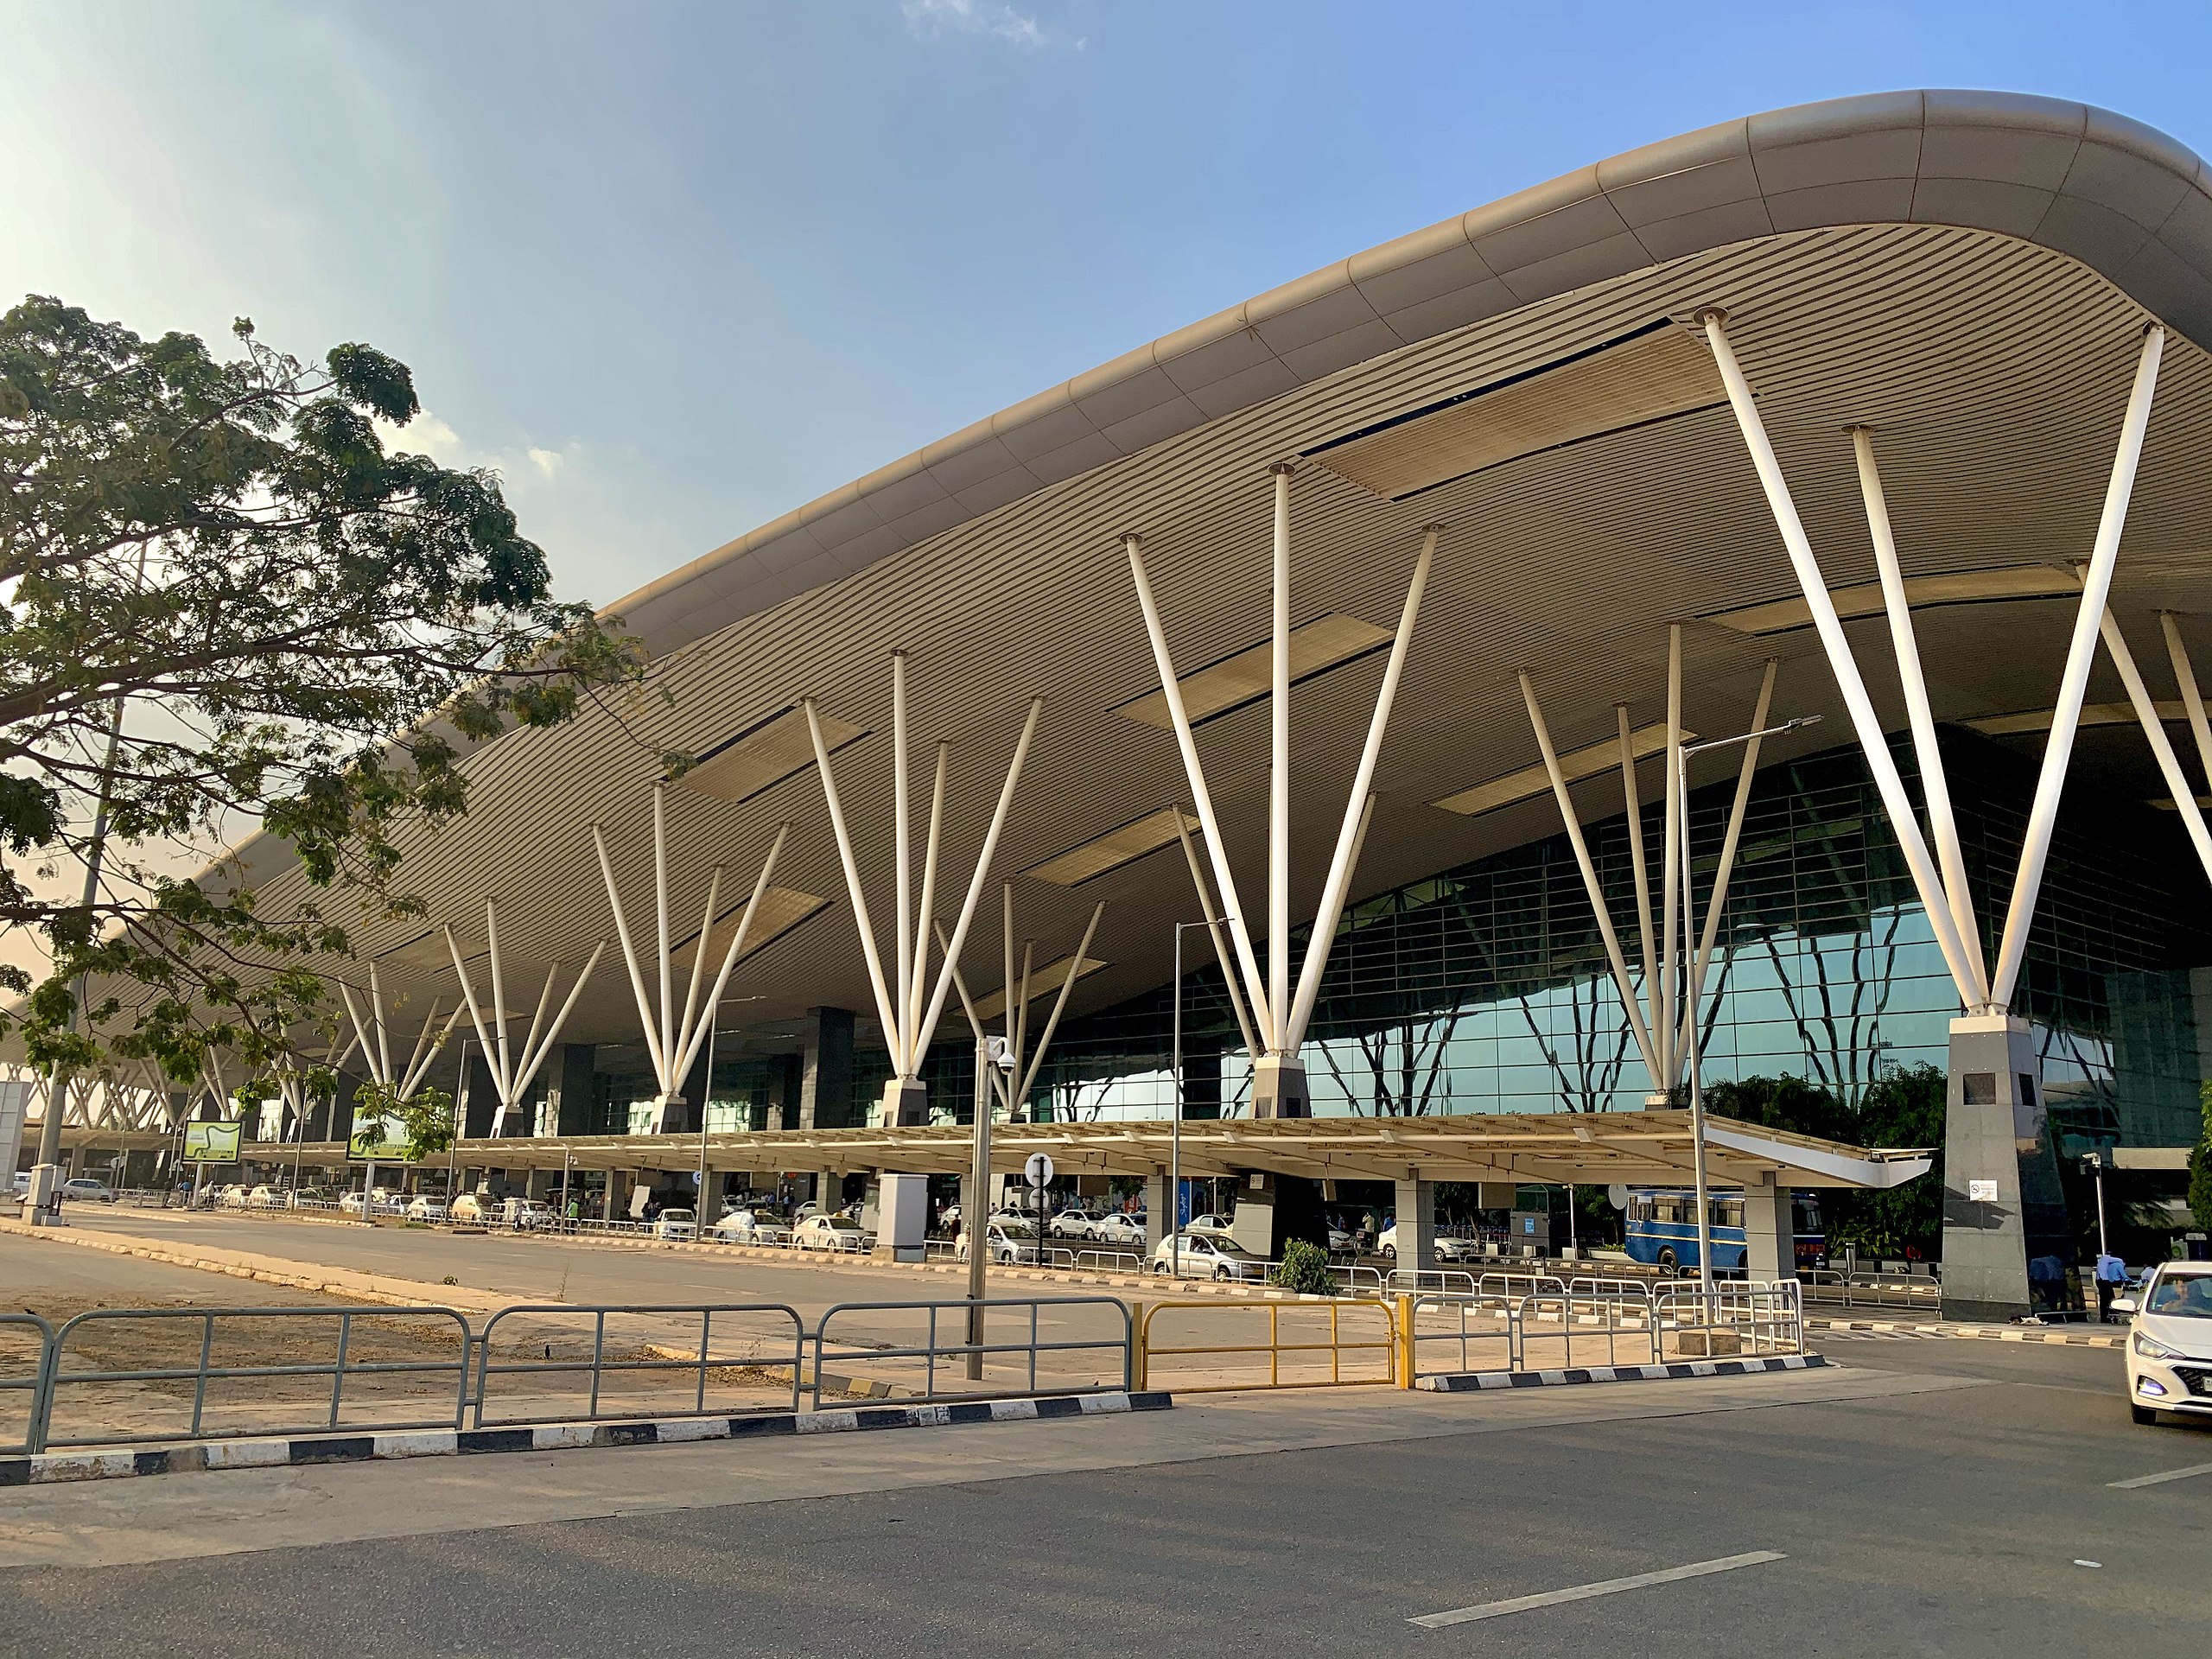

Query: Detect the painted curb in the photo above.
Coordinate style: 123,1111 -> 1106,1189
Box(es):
1805,1316 -> 2126,1349
0,1389 -> 1173,1488
1416,1354 -> 1827,1392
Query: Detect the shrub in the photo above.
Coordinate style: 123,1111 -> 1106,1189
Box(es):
1269,1237 -> 1338,1296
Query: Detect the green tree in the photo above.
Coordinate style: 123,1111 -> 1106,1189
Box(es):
1268,1237 -> 1338,1296
1840,1064 -> 1947,1259
0,296 -> 645,1086
350,1077 -> 457,1165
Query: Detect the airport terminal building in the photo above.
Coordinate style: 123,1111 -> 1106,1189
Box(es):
22,90 -> 2212,1316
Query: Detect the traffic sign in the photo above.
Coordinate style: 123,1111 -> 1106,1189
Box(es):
1024,1152 -> 1054,1188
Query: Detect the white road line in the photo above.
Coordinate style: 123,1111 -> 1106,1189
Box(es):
2108,1460 -> 2212,1490
1409,1551 -> 1787,1629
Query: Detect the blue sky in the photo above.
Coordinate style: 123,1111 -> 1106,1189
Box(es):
4,1 -> 2209,608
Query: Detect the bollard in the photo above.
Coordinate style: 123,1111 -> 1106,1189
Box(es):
1395,1294 -> 1414,1389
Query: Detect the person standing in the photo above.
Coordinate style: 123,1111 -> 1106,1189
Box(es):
2094,1250 -> 2128,1322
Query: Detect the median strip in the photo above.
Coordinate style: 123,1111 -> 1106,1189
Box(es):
1418,1355 -> 1824,1392
0,1389 -> 1174,1488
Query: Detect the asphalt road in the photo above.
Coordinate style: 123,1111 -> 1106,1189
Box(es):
2,1290 -> 2204,1658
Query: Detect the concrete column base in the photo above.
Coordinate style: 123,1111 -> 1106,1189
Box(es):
1143,1172 -> 1170,1258
1250,1057 -> 1311,1119
1392,1175 -> 1436,1274
1940,1014 -> 2069,1322
878,1078 -> 929,1128
1741,1172 -> 1795,1281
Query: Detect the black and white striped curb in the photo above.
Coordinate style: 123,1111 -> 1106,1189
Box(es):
1416,1354 -> 1827,1392
1805,1317 -> 2125,1349
0,1389 -> 1173,1488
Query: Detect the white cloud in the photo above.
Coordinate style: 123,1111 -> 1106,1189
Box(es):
900,0 -> 1054,49
397,411 -> 469,465
372,412 -> 577,488
526,446 -> 564,480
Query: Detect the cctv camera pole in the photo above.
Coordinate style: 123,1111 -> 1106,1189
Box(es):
966,1033 -> 995,1380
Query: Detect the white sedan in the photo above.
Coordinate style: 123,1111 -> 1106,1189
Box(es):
653,1207 -> 697,1240
794,1214 -> 870,1253
2119,1262 -> 2212,1425
1093,1212 -> 1147,1249
1149,1232 -> 1268,1282
1185,1213 -> 1235,1238
405,1194 -> 450,1223
1376,1224 -> 1479,1262
957,1222 -> 1045,1264
1046,1210 -> 1096,1241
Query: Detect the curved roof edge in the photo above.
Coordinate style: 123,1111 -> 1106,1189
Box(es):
613,88 -> 2212,658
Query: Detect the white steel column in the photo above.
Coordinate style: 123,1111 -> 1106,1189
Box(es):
1521,672 -> 1662,1083
1700,308 -> 1986,1010
1658,626 -> 1682,1084
446,904 -> 607,1137
1269,464 -> 1293,1047
804,699 -> 905,1053
1853,426 -> 1987,1003
2101,610 -> 2212,884
1128,536 -> 1275,1047
1283,529 -> 1434,1050
2160,612 -> 2212,798
892,651 -> 915,1077
1989,325 -> 2164,1007
1675,659 -> 1778,1065
1618,702 -> 1661,1058
1172,810 -> 1261,1058
592,797 -> 790,1122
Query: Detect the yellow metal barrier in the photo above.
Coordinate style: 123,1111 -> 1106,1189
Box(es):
1135,1298 -> 1398,1395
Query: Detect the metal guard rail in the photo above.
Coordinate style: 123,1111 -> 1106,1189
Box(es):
810,1295 -> 1132,1410
472,1301 -> 807,1426
0,1313 -> 55,1455
1135,1297 -> 1397,1394
36,1305 -> 475,1452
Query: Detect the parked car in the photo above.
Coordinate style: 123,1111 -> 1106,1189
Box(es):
501,1198 -> 555,1229
2116,1262 -> 2212,1425
215,1184 -> 251,1208
714,1206 -> 792,1245
958,1220 -> 1044,1264
245,1185 -> 285,1209
1047,1209 -> 1097,1242
1185,1213 -> 1235,1239
289,1186 -> 332,1209
1093,1212 -> 1147,1249
405,1193 -> 450,1223
448,1192 -> 489,1223
1148,1231 -> 1268,1282
60,1178 -> 118,1205
653,1207 -> 697,1240
794,1213 -> 870,1253
1376,1224 -> 1480,1262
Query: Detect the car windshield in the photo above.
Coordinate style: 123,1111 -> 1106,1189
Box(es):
2145,1272 -> 2212,1318
823,1217 -> 861,1230
663,1210 -> 694,1221
997,1223 -> 1037,1238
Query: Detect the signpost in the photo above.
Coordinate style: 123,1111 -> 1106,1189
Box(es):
182,1121 -> 243,1208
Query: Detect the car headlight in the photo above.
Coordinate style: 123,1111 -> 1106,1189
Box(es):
2133,1331 -> 2188,1361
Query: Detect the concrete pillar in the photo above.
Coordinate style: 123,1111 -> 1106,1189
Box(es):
604,1166 -> 627,1223
1393,1175 -> 1437,1274
527,1166 -> 554,1201
1741,1173 -> 1795,1282
550,1044 -> 597,1136
697,1172 -> 723,1230
798,1008 -> 855,1131
957,1173 -> 977,1242
1941,1014 -> 2069,1321
1144,1171 -> 1170,1256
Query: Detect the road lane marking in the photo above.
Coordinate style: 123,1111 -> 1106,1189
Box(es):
2108,1460 -> 2212,1489
1409,1551 -> 1787,1628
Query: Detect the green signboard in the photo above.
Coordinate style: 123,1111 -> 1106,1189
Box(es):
182,1121 -> 243,1162
348,1116 -> 408,1161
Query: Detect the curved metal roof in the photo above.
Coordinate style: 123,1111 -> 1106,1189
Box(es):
152,91 -> 2212,1062
613,89 -> 2212,659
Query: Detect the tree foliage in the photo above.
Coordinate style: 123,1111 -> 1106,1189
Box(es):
1268,1237 -> 1338,1296
0,296 -> 645,1084
1702,1066 -> 1946,1258
350,1078 -> 456,1165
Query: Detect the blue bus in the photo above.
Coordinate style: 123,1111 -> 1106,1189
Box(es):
1624,1189 -> 1826,1274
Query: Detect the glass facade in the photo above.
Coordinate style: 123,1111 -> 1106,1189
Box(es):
962,730 -> 2212,1148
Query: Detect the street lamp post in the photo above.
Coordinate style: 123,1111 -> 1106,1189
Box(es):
1170,916 -> 1231,1279
1677,713 -> 1822,1298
